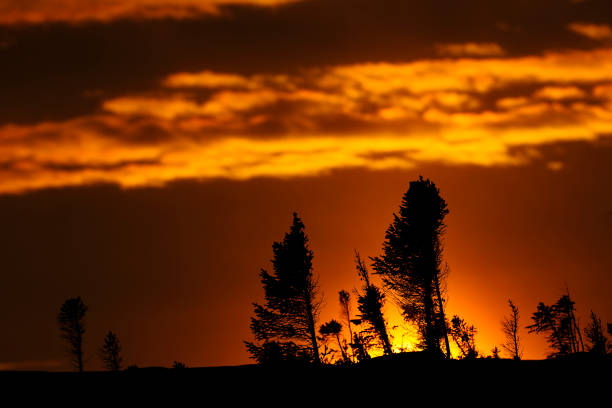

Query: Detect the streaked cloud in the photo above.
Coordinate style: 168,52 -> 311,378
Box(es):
568,22 -> 612,40
0,0 -> 298,25
2,46 -> 612,193
435,42 -> 505,57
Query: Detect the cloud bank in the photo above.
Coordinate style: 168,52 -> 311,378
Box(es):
2,46 -> 612,193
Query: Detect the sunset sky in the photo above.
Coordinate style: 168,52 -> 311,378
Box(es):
1,0 -> 611,370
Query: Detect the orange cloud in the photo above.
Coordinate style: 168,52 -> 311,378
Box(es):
496,97 -> 529,110
323,48 -> 612,96
3,47 -> 612,194
568,22 -> 612,40
533,86 -> 586,100
435,42 -> 505,57
0,0 -> 297,25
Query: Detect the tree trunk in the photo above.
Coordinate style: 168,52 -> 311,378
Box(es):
306,301 -> 321,365
434,272 -> 451,359
335,333 -> 348,361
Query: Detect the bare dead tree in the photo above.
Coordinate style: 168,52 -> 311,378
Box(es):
501,299 -> 523,360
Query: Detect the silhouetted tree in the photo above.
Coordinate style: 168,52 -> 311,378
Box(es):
99,330 -> 123,371
584,311 -> 609,356
319,319 -> 347,362
339,290 -> 353,344
245,213 -> 322,365
354,251 -> 393,355
172,361 -> 186,369
372,176 -> 450,357
501,299 -> 523,360
491,346 -> 500,359
527,293 -> 583,358
350,331 -> 371,362
338,290 -> 354,362
58,296 -> 87,372
449,315 -> 478,359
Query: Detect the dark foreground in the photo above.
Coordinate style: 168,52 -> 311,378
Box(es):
2,353 -> 610,402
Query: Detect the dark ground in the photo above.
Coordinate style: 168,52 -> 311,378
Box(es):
2,353 -> 609,402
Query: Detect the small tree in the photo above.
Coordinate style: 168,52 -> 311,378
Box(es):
354,251 -> 393,355
350,331 -> 372,362
339,290 -> 353,344
584,311 -> 609,356
99,331 -> 123,371
172,361 -> 186,369
245,213 -> 322,365
319,319 -> 347,363
338,290 -> 354,362
501,299 -> 523,360
527,293 -> 583,358
449,315 -> 478,359
58,296 -> 88,372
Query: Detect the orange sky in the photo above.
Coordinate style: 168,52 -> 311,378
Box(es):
0,0 -> 611,369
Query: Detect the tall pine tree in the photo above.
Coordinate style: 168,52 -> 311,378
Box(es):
245,213 -> 322,365
372,176 -> 450,357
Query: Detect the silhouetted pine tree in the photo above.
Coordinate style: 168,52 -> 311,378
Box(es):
527,293 -> 583,358
99,330 -> 123,371
58,296 -> 87,372
584,311 -> 609,356
372,176 -> 450,357
501,299 -> 523,360
449,315 -> 478,359
319,319 -> 347,362
245,213 -> 322,365
354,251 -> 393,356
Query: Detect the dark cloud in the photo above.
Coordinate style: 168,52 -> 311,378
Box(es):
2,0 -> 612,125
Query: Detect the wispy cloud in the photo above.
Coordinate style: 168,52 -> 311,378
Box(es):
435,42 -> 505,57
568,22 -> 612,40
0,0 -> 298,25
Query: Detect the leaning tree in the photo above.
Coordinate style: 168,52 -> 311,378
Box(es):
372,176 -> 451,357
